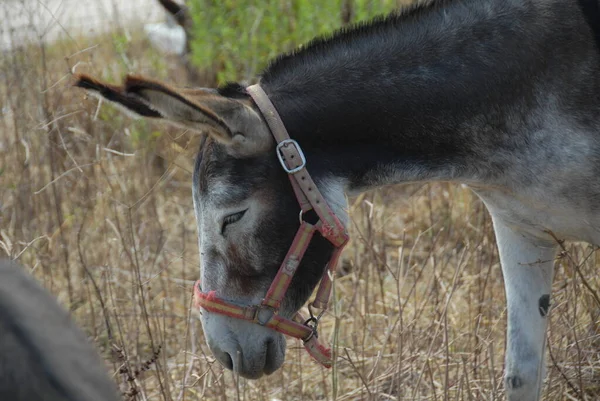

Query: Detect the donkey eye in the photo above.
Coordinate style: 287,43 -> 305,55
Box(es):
221,209 -> 247,234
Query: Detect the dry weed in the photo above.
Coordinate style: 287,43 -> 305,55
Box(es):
0,4 -> 598,401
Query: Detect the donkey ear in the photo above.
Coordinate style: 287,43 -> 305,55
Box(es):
74,74 -> 272,157
74,74 -> 162,118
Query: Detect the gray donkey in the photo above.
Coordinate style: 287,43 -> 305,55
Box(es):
0,260 -> 120,401
75,0 -> 600,399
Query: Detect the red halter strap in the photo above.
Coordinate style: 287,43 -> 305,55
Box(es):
193,83 -> 349,368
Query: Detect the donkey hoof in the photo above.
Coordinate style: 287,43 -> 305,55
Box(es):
505,375 -> 523,389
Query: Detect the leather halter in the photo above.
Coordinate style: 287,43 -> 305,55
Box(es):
193,83 -> 349,368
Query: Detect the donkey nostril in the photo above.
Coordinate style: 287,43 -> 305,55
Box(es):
263,338 -> 281,375
222,352 -> 233,370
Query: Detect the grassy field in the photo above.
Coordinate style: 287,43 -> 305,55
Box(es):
1,1 -> 600,400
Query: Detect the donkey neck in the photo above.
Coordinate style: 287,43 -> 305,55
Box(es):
259,0 -> 559,193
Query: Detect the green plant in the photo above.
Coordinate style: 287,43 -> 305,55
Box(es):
188,0 -> 402,84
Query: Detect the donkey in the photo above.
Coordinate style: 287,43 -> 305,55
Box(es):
74,0 -> 600,399
0,260 -> 120,401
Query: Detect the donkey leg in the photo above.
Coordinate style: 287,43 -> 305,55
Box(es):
491,217 -> 557,401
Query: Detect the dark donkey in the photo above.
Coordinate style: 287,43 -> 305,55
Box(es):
75,0 -> 600,399
0,260 -> 120,401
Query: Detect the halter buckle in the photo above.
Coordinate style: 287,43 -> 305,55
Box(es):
302,327 -> 317,343
276,139 -> 306,174
253,304 -> 277,326
302,303 -> 325,342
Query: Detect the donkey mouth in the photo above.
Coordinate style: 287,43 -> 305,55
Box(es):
263,337 -> 285,375
209,332 -> 286,379
242,336 -> 286,379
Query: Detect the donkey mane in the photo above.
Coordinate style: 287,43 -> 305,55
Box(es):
264,0 -> 452,81
216,2 -> 451,98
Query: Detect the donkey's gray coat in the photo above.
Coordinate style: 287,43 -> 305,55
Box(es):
0,260 -> 120,401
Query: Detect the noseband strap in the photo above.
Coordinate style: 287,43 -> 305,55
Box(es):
193,83 -> 349,368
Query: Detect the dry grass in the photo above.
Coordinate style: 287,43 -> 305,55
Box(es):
1,10 -> 600,401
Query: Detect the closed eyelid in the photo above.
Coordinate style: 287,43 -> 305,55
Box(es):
221,209 -> 248,235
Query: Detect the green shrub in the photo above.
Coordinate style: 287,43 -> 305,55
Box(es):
188,0 -> 404,84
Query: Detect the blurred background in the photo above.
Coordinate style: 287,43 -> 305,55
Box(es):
1,1 -> 599,400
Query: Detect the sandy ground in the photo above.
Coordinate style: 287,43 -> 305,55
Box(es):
1,0 -> 165,50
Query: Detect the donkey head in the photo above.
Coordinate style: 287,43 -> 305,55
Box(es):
75,75 -> 346,378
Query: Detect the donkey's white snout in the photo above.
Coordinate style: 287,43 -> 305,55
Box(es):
202,312 -> 286,379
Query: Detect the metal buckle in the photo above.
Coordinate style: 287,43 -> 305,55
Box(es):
308,303 -> 326,324
302,318 -> 319,343
302,327 -> 317,343
253,305 -> 277,326
276,139 -> 306,174
302,303 -> 325,342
